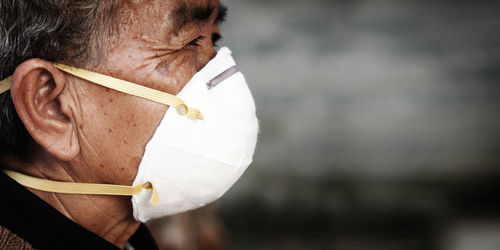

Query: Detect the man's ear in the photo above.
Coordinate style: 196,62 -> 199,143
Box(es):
10,58 -> 80,161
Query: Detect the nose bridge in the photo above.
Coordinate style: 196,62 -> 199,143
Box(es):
207,47 -> 217,61
196,46 -> 218,72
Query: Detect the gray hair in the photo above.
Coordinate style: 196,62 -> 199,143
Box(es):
0,0 -> 119,160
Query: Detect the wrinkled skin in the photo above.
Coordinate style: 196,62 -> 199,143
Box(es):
6,0 -> 223,247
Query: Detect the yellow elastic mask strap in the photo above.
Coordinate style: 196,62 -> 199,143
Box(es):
0,76 -> 12,94
54,63 -> 203,120
2,170 -> 159,206
0,63 -> 203,120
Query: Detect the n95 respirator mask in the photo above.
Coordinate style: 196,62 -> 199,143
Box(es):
132,47 -> 259,222
0,47 -> 259,222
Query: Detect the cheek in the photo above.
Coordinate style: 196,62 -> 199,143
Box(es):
154,46 -> 217,90
150,53 -> 199,94
108,100 -> 167,184
198,44 -> 217,70
80,90 -> 168,185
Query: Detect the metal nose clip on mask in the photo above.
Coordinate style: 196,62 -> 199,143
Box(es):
0,47 -> 259,222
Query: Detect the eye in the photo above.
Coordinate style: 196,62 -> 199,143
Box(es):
212,33 -> 223,47
187,35 -> 206,47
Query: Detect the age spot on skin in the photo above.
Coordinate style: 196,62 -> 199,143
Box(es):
155,62 -> 170,76
131,156 -> 142,167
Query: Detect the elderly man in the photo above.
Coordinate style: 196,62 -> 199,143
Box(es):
0,0 -> 258,249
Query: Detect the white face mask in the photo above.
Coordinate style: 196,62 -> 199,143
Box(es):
0,47 -> 259,222
132,47 -> 259,222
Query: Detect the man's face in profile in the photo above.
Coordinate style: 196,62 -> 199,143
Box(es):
72,0 -> 226,187
0,0 -> 239,247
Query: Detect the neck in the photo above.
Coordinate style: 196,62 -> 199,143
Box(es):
4,157 -> 141,248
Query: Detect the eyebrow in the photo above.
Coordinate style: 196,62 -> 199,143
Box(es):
169,3 -> 228,35
216,4 -> 228,24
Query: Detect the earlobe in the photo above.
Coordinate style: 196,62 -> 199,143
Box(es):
10,59 -> 80,161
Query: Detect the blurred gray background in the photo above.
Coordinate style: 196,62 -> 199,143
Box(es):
214,1 -> 500,249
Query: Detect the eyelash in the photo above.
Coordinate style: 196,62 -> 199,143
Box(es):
187,35 -> 205,47
187,33 -> 223,48
212,33 -> 222,47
